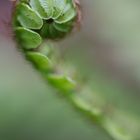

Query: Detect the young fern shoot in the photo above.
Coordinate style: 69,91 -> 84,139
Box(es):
8,0 -> 140,140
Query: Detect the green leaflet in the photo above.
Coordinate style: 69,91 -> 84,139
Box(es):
47,74 -> 76,93
40,23 -> 66,39
30,0 -> 76,23
39,0 -> 54,18
30,0 -> 53,19
52,0 -> 67,19
71,95 -> 103,123
30,0 -> 49,19
40,23 -> 51,38
15,3 -> 43,29
55,3 -> 76,24
15,27 -> 42,50
26,52 -> 52,72
48,24 -> 65,39
53,21 -> 73,32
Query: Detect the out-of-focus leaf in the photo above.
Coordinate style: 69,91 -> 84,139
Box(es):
15,3 -> 43,29
15,27 -> 42,49
52,0 -> 66,19
26,52 -> 52,72
55,4 -> 76,24
47,74 -> 76,93
30,0 -> 53,19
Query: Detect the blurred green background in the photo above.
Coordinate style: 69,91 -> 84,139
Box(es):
0,0 -> 140,140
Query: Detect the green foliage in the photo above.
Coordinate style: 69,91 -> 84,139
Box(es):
26,52 -> 52,72
12,1 -> 140,140
30,0 -> 54,19
15,3 -> 43,29
47,74 -> 76,93
55,3 -> 76,24
13,0 -> 77,41
15,27 -> 42,49
52,0 -> 67,19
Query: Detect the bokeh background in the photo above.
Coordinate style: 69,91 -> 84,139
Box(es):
0,0 -> 140,140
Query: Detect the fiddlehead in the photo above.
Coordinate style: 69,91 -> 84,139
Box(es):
13,0 -> 77,47
11,1 -> 140,140
12,0 -> 78,93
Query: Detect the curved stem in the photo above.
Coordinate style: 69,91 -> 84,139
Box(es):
24,41 -> 137,140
